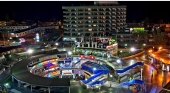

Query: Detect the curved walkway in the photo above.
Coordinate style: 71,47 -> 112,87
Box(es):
11,51 -> 70,87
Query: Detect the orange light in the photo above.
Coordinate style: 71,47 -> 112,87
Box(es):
159,47 -> 162,50
148,50 -> 152,53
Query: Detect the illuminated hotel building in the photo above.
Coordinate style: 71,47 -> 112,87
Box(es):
62,1 -> 126,48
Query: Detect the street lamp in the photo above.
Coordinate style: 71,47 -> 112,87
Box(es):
27,49 -> 33,54
130,60 -> 134,65
55,43 -> 59,46
109,74 -> 113,87
158,46 -> 162,50
130,47 -> 136,52
116,59 -> 121,64
27,49 -> 34,57
68,51 -> 72,55
117,59 -> 122,68
143,44 -> 146,46
66,51 -> 72,58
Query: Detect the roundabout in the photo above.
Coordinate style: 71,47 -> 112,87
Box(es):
11,50 -> 111,93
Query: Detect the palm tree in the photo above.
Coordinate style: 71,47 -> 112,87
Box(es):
133,32 -> 140,45
71,44 -> 75,52
143,31 -> 149,44
0,31 -> 8,45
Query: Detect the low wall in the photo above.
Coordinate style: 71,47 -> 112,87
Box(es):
122,51 -> 145,60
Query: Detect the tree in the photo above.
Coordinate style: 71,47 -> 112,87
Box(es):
133,32 -> 141,44
0,31 -> 9,45
71,44 -> 75,52
143,31 -> 149,44
152,29 -> 168,45
109,38 -> 116,44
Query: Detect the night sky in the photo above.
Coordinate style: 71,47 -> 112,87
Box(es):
0,1 -> 170,23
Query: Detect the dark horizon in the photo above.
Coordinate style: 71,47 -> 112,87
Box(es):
0,1 -> 170,23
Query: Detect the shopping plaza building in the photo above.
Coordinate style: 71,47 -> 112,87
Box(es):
62,1 -> 127,47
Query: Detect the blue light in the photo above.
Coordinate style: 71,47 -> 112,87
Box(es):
93,68 -> 96,70
48,73 -> 51,78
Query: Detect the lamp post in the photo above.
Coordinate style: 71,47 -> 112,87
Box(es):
117,59 -> 122,68
55,42 -> 59,48
27,49 -> 33,57
93,67 -> 96,74
66,51 -> 72,58
130,47 -> 136,52
109,74 -> 113,87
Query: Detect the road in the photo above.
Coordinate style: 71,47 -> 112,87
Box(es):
128,53 -> 170,93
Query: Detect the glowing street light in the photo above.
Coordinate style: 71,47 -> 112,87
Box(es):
159,47 -> 162,50
143,44 -> 146,46
93,67 -> 96,70
66,51 -> 72,58
130,47 -> 136,52
27,49 -> 33,54
116,59 -> 121,64
148,50 -> 152,53
55,43 -> 59,46
130,60 -> 134,65
68,51 -> 72,55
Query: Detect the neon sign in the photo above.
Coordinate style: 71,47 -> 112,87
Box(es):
133,27 -> 144,32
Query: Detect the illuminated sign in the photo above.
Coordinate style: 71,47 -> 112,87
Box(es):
62,70 -> 72,75
19,38 -> 25,43
35,33 -> 40,42
133,27 -> 144,32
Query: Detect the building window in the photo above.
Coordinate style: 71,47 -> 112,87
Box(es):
93,24 -> 96,26
88,29 -> 92,31
88,8 -> 91,11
